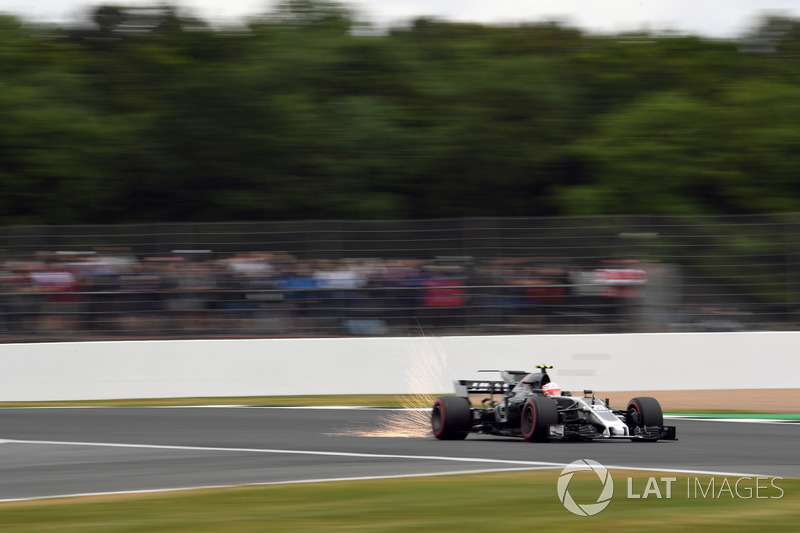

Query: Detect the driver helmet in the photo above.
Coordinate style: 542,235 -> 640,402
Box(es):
542,382 -> 562,397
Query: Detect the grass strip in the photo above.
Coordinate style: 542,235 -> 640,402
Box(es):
0,471 -> 796,532
666,412 -> 800,420
1,395 -> 797,417
0,394 -> 433,409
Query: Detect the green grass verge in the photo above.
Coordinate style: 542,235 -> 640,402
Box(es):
0,471 -> 796,532
1,396 -> 797,417
0,394 -> 435,409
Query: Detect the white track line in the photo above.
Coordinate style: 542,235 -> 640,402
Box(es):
1,406 -> 797,422
0,438 -> 566,503
0,437 -> 776,504
0,438 -> 566,467
0,438 -> 767,478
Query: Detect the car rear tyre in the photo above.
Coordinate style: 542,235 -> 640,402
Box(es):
626,396 -> 663,442
521,397 -> 558,442
431,396 -> 471,440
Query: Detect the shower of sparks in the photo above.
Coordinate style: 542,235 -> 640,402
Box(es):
341,338 -> 447,438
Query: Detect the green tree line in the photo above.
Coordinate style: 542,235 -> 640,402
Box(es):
1,1 -> 799,225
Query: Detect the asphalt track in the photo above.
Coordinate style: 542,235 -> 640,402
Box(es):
0,407 -> 797,502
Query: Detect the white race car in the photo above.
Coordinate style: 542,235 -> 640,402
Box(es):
431,365 -> 677,442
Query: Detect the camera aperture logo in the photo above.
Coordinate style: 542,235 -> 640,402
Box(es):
557,459 -> 786,516
557,459 -> 614,516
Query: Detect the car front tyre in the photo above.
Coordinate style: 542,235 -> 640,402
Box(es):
626,396 -> 664,442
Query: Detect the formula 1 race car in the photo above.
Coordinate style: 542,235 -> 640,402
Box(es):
431,365 -> 677,442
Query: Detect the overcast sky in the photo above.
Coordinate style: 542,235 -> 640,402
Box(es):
4,1 -> 800,37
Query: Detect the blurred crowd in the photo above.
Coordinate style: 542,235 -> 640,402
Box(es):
0,250 -> 651,339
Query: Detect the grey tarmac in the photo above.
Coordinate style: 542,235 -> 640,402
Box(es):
0,407 -> 796,502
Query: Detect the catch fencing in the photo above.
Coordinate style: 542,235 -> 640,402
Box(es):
1,215 -> 799,342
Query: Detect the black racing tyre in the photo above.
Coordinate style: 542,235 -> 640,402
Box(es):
521,397 -> 558,442
431,396 -> 472,440
626,396 -> 663,442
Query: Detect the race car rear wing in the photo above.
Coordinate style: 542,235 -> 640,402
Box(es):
455,367 -> 553,398
453,379 -> 510,398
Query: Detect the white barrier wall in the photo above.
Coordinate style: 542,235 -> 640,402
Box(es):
1,332 -> 798,401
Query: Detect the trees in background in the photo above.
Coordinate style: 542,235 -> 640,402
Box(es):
0,2 -> 799,224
